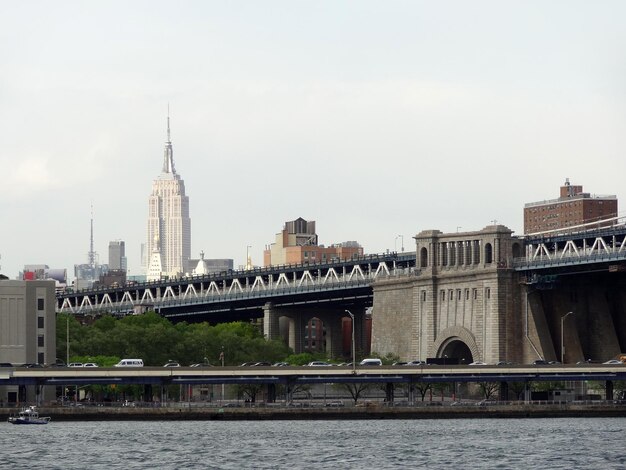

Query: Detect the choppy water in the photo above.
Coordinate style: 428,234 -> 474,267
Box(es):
1,418 -> 625,469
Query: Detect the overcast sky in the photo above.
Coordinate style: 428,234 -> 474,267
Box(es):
1,1 -> 625,279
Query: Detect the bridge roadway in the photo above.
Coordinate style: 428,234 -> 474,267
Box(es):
56,252 -> 416,321
4,364 -> 626,387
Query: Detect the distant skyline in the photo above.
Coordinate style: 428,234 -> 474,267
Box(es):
1,1 -> 626,279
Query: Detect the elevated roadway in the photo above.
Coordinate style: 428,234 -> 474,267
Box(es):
4,364 -> 626,387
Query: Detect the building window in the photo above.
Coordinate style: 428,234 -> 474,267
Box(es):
38,316 -> 44,329
486,288 -> 491,299
38,335 -> 44,347
37,298 -> 45,311
465,289 -> 470,300
457,290 -> 461,300
473,289 -> 478,299
422,291 -> 427,302
38,352 -> 45,365
441,290 -> 445,301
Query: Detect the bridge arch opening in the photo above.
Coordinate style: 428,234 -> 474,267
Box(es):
439,339 -> 473,364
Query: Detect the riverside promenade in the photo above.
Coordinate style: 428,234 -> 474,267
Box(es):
4,403 -> 626,421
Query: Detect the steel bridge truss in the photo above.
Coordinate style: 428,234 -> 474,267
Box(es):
514,224 -> 626,271
58,253 -> 415,315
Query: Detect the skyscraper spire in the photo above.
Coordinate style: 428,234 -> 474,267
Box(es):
167,103 -> 171,143
162,106 -> 176,175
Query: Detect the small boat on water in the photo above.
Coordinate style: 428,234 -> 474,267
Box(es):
8,406 -> 51,425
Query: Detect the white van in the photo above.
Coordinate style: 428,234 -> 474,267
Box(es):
359,358 -> 382,366
114,359 -> 144,367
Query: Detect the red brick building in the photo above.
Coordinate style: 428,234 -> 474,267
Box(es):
524,179 -> 617,234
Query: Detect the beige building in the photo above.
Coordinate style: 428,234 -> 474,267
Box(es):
146,116 -> 191,279
0,279 -> 57,404
524,179 -> 617,234
264,217 -> 363,266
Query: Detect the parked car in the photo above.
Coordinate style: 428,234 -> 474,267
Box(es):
190,362 -> 213,367
163,362 -> 181,367
307,361 -> 331,366
496,361 -> 515,366
359,358 -> 382,366
603,359 -> 624,365
83,363 -> 99,368
469,361 -> 488,366
68,363 -> 84,368
272,362 -> 290,367
532,359 -> 549,365
405,360 -> 427,366
252,362 -> 272,367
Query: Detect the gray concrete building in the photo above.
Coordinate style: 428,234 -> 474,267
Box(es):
0,279 -> 57,404
108,240 -> 127,271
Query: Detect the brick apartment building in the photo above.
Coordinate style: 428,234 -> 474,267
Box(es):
524,179 -> 617,234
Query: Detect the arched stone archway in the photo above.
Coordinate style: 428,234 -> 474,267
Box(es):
429,326 -> 481,363
439,339 -> 473,364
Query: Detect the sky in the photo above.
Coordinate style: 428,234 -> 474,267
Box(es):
1,1 -> 626,279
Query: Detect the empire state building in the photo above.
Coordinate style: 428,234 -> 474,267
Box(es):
146,116 -> 191,279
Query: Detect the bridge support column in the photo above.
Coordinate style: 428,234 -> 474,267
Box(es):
385,382 -> 394,404
499,382 -> 509,401
144,384 -> 153,402
263,303 -> 280,341
288,313 -> 305,354
267,383 -> 276,403
408,384 -> 415,404
325,315 -> 344,359
354,310 -> 366,358
606,380 -> 614,401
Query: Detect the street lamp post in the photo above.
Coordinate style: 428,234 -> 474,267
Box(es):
561,311 -> 574,363
66,315 -> 70,365
220,347 -> 225,403
345,310 -> 356,374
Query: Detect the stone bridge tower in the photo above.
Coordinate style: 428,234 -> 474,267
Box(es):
372,225 -> 524,364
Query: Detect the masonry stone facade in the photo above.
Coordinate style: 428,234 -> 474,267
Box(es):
372,225 -> 524,364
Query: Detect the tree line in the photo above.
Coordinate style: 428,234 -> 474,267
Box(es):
56,311 -> 296,367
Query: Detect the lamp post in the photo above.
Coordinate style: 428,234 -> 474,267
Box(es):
345,310 -> 356,374
561,311 -> 574,363
395,235 -> 404,252
220,347 -> 225,403
66,314 -> 70,365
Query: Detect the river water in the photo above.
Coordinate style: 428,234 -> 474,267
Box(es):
1,418 -> 625,469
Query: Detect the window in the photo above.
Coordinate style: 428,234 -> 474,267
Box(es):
38,352 -> 45,364
37,298 -> 45,311
38,335 -> 44,347
38,316 -> 44,329
486,288 -> 491,299
473,289 -> 478,300
465,289 -> 470,300
422,291 -> 427,302
441,290 -> 446,301
457,290 -> 461,300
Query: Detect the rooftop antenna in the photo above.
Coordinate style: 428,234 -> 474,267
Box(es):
88,204 -> 96,268
167,103 -> 171,143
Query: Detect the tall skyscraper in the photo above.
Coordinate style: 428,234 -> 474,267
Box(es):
145,115 -> 191,279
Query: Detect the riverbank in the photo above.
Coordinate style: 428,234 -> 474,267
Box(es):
4,403 -> 626,421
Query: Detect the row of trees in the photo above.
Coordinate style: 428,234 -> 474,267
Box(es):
56,312 -> 295,367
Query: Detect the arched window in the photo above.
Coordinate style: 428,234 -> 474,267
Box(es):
420,247 -> 428,268
485,243 -> 493,264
